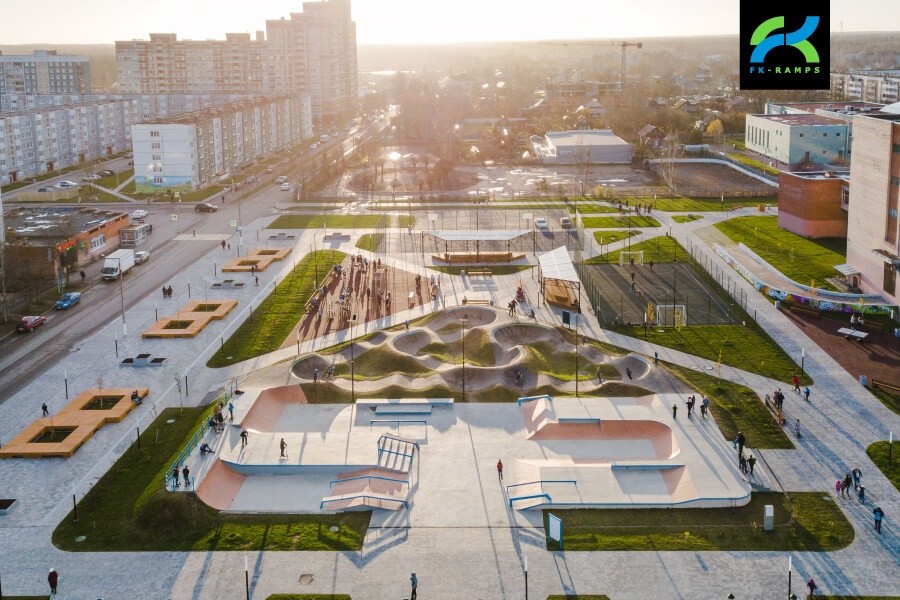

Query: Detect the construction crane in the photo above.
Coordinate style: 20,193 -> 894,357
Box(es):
541,40 -> 643,92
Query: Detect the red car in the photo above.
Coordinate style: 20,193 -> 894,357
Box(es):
16,315 -> 46,333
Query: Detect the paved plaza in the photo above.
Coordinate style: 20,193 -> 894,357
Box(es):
0,205 -> 897,599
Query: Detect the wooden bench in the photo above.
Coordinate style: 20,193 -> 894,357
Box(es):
788,304 -> 821,317
466,270 -> 492,277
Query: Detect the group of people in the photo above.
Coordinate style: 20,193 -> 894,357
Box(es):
171,464 -> 191,488
849,312 -> 867,330
683,394 -> 709,418
837,468 -> 866,503
161,285 -> 174,298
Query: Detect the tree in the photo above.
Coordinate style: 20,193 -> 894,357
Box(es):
705,118 -> 724,139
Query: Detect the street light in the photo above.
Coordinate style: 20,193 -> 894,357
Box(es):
459,313 -> 469,402
114,257 -> 127,335
800,347 -> 805,377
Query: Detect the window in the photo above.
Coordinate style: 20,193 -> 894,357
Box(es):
885,263 -> 897,296
822,133 -> 828,137
153,176 -> 163,184
798,133 -> 804,138
150,130 -> 160,138
90,234 -> 106,251
151,142 -> 160,149
152,154 -> 161,161
892,176 -> 900,187
893,143 -> 900,154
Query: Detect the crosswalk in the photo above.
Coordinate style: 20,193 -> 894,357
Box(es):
173,233 -> 232,241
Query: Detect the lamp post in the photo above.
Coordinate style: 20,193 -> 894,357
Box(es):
350,317 -> 356,403
244,556 -> 250,600
459,313 -> 469,402
800,348 -> 805,377
115,257 -> 127,335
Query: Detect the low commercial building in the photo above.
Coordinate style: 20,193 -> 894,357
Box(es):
777,171 -> 849,239
532,129 -> 633,164
132,95 -> 311,191
745,113 -> 849,168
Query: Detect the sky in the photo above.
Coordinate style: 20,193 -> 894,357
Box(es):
0,0 -> 898,46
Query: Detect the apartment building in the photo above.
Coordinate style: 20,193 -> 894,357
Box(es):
116,32 -> 268,95
846,110 -> 900,304
0,50 -> 92,95
266,0 -> 357,126
831,70 -> 900,105
116,0 -> 357,127
0,98 -> 138,184
132,95 -> 311,191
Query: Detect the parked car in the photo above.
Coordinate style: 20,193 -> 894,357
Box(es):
194,203 -> 218,213
131,209 -> 149,220
134,250 -> 150,264
560,217 -> 573,229
275,176 -> 288,184
56,180 -> 78,188
265,166 -> 274,174
38,186 -> 60,192
534,217 -> 549,229
55,292 -> 82,310
280,183 -> 291,191
98,169 -> 115,177
16,315 -> 46,333
81,174 -> 101,181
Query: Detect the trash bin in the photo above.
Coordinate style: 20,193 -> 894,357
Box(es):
764,505 -> 774,531
859,375 -> 868,387
894,327 -> 900,338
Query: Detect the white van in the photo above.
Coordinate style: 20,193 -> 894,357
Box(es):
560,217 -> 573,229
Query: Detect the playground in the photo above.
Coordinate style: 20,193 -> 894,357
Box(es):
187,307 -> 752,525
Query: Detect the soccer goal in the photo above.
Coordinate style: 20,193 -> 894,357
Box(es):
656,304 -> 688,328
618,250 -> 644,266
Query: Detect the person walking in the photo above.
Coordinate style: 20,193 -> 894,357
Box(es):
672,403 -> 678,419
182,465 -> 190,488
48,568 -> 58,595
873,506 -> 885,534
736,431 -> 746,456
686,397 -> 693,418
701,395 -> 710,418
858,485 -> 866,505
254,275 -> 259,286
807,577 -> 818,597
626,367 -> 633,380
228,401 -> 234,421
42,402 -> 49,417
792,374 -> 801,393
313,368 -> 319,383
280,438 -> 287,458
794,419 -> 801,438
852,467 -> 862,490
804,386 -> 811,402
747,454 -> 757,477
843,473 -> 853,498
172,466 -> 180,488
410,572 -> 418,600
240,429 -> 249,448
835,478 -> 842,498
654,351 -> 659,365
79,270 -> 86,283
496,459 -> 504,480
162,285 -> 167,299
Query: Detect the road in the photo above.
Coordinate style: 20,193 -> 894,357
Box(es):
0,188 -> 285,405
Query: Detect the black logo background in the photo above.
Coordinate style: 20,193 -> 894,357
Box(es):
740,2 -> 830,91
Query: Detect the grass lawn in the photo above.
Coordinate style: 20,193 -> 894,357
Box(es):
267,596 -> 352,600
53,406 -> 370,551
80,187 -> 127,203
653,195 -> 775,212
570,203 -> 618,214
355,232 -> 384,252
664,362 -> 792,448
672,214 -> 703,223
429,265 -> 534,275
870,386 -> 900,416
581,215 -> 661,229
544,492 -> 851,551
729,153 -> 782,176
95,168 -> 133,190
716,216 -> 846,289
866,441 -> 900,493
591,230 -> 637,246
207,250 -> 346,368
181,185 -> 226,202
268,214 -> 412,229
588,234 -> 684,264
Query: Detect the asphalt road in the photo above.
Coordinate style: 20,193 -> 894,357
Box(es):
0,190 -> 284,405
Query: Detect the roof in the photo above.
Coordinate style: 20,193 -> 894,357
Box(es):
751,113 -> 844,126
834,264 -> 860,276
637,124 -> 665,138
545,129 -> 629,148
425,230 -> 531,242
539,246 -> 580,283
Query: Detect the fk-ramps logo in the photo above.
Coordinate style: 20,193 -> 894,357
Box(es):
740,3 -> 830,90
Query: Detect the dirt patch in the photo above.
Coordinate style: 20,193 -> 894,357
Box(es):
665,162 -> 774,197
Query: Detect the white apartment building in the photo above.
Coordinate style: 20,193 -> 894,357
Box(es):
266,0 -> 358,126
0,50 -> 91,95
0,98 -> 137,184
2,93 -> 268,121
116,33 -> 267,96
132,95 -> 311,191
831,70 -> 900,105
846,109 -> 900,304
115,0 -> 357,127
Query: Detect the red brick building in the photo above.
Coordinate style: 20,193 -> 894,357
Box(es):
777,171 -> 849,239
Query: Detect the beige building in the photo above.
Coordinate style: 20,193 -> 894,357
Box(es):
846,111 -> 900,303
0,50 -> 91,95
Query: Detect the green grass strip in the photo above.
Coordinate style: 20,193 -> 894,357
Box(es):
53,406 -> 369,551
544,492 -> 851,551
355,232 -> 384,252
268,214 -> 412,229
581,215 -> 661,229
866,441 -> 900,493
207,250 -> 346,368
728,153 -> 782,176
869,387 -> 900,416
672,214 -> 703,223
591,230 -> 637,246
588,234 -> 683,264
715,216 -> 846,289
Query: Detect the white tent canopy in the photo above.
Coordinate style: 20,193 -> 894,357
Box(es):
538,246 -> 579,283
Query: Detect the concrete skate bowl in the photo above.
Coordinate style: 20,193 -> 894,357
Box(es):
292,355 -> 338,380
492,322 -> 561,348
241,385 -> 308,431
534,420 -> 679,460
431,306 -> 497,331
196,460 -> 247,511
613,354 -> 651,380
390,330 -> 434,356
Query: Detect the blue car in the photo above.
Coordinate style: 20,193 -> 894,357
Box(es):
55,292 -> 82,310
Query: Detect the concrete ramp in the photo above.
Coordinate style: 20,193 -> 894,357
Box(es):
196,460 -> 247,511
240,385 -> 307,431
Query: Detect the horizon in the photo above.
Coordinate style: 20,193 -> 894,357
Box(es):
0,0 -> 897,46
